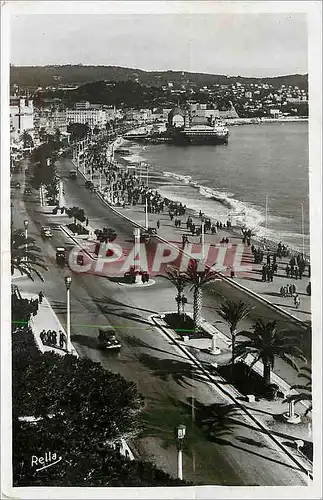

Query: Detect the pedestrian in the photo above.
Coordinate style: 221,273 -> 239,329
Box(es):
52,331 -> 57,346
40,329 -> 46,344
285,264 -> 290,278
156,219 -> 160,230
291,283 -> 296,295
86,217 -> 89,226
288,284 -> 293,297
46,330 -> 52,345
38,291 -> 44,304
294,294 -> 301,309
59,330 -> 65,349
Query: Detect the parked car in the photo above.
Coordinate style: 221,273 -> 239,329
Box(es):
10,181 -> 21,189
24,187 -> 32,195
41,226 -> 53,238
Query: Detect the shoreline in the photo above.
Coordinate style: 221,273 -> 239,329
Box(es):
114,139 -> 310,260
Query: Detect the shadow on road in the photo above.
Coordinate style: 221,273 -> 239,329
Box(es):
137,352 -> 205,388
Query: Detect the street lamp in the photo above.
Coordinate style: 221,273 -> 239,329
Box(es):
175,424 -> 186,480
64,276 -> 72,353
23,219 -> 29,259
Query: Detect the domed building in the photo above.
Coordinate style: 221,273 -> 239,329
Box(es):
167,107 -> 186,129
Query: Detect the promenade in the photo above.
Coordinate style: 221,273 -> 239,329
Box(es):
96,189 -> 311,324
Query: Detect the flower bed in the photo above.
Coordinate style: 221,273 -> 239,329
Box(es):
163,313 -> 212,340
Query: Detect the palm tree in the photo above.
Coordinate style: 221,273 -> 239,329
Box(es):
235,319 -> 307,387
216,300 -> 252,369
285,366 -> 312,415
11,229 -> 47,281
184,259 -> 219,331
158,266 -> 188,317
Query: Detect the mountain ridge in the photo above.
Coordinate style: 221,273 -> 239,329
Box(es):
10,64 -> 308,89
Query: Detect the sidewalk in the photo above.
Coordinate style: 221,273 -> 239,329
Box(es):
23,292 -> 78,357
107,201 -> 311,323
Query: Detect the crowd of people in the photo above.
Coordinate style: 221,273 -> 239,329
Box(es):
40,329 -> 68,350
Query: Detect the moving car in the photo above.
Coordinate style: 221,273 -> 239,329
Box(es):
41,226 -> 53,238
85,180 -> 94,190
98,327 -> 121,350
24,187 -> 32,195
56,247 -> 66,266
69,170 -> 77,180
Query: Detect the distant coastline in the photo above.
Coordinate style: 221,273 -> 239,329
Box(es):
225,116 -> 308,126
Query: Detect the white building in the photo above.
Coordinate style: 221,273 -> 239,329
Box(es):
66,109 -> 107,128
10,97 -> 34,133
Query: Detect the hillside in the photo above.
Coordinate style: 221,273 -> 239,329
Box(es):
10,64 -> 308,90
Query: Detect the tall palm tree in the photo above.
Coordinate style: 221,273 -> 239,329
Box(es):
235,319 -> 307,387
216,300 -> 252,369
184,259 -> 219,331
158,266 -> 188,317
285,366 -> 312,415
11,229 -> 47,281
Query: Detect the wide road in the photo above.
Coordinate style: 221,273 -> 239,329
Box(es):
11,160 -> 308,486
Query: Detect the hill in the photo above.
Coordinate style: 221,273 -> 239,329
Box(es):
10,64 -> 308,90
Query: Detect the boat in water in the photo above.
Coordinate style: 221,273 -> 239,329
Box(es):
169,122 -> 229,145
123,107 -> 229,146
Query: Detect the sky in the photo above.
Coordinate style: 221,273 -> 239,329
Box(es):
10,10 -> 308,77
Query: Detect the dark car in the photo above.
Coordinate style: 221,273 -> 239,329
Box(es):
24,187 -> 32,195
69,170 -> 77,180
41,226 -> 53,238
85,180 -> 94,189
10,181 -> 21,189
98,328 -> 121,350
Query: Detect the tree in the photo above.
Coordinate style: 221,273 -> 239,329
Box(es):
158,266 -> 188,317
11,229 -> 47,281
184,259 -> 219,331
235,319 -> 307,386
67,206 -> 86,226
285,366 -> 312,415
13,329 -> 179,487
20,130 -> 34,149
216,300 -> 252,370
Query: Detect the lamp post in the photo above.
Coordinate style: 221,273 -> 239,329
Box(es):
23,219 -> 29,259
201,220 -> 205,260
175,424 -> 186,480
64,276 -> 72,353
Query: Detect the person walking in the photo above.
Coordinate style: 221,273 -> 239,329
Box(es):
38,291 -> 44,304
59,330 -> 65,349
52,331 -> 57,346
294,294 -> 301,309
156,219 -> 160,230
285,264 -> 290,278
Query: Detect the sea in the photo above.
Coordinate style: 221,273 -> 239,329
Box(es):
119,122 -> 310,255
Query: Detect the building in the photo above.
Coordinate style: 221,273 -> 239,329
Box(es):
10,97 -> 34,133
66,108 -> 107,128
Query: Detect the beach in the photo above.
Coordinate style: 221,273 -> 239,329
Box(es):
116,121 -> 309,256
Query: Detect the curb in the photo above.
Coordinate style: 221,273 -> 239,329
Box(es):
59,225 -> 96,261
149,313 -> 313,480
